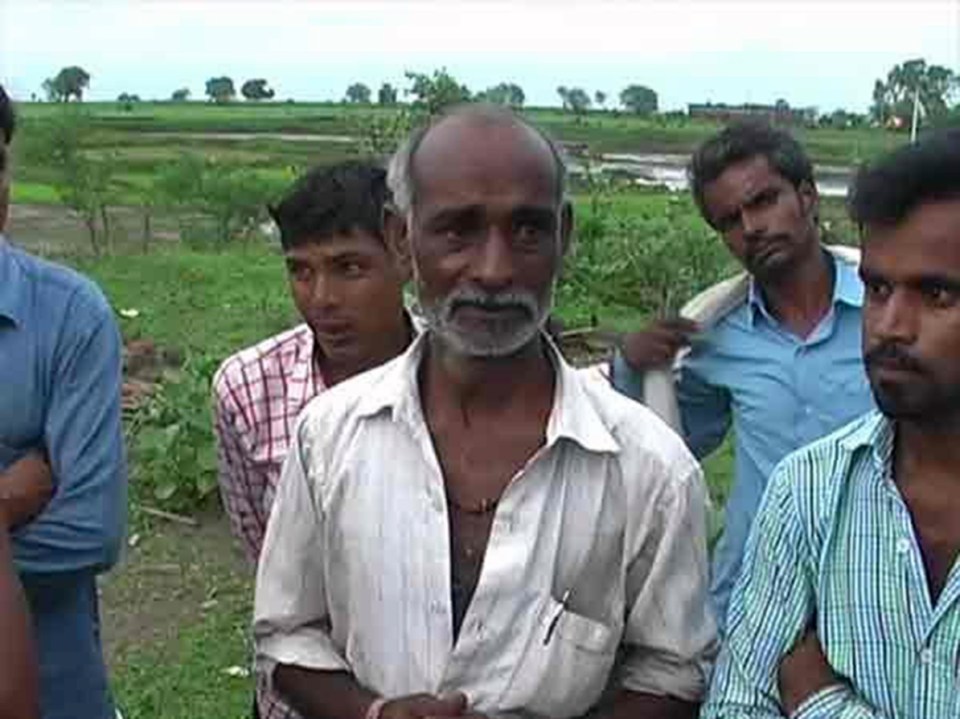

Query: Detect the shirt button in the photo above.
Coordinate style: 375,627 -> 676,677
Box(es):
429,601 -> 444,615
896,538 -> 911,554
919,647 -> 934,664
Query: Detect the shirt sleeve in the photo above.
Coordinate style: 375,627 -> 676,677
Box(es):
618,465 -> 719,701
212,366 -> 267,565
792,685 -> 886,719
609,348 -> 731,461
700,463 -> 818,719
676,356 -> 731,460
13,287 -> 127,575
253,416 -> 349,676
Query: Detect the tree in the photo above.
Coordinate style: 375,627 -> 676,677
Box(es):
377,83 -> 398,105
557,86 -> 591,116
345,82 -> 372,104
42,66 -> 91,102
241,78 -> 275,101
171,88 -> 190,102
477,82 -> 525,108
404,68 -> 471,116
619,85 -> 658,115
205,76 -> 236,104
21,108 -> 116,254
870,58 -> 957,125
117,92 -> 141,112
594,91 -> 607,109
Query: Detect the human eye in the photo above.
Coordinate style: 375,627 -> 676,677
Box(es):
862,274 -> 891,303
287,261 -> 312,283
919,280 -> 960,309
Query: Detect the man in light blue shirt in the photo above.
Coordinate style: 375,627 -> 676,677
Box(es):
703,128 -> 960,719
612,122 -> 874,628
0,84 -> 127,719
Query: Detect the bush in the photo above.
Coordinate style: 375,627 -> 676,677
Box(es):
559,185 -> 736,327
128,353 -> 221,512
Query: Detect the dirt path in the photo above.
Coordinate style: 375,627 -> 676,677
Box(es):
99,511 -> 251,666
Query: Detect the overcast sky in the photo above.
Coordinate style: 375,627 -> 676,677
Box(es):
1,0 -> 958,112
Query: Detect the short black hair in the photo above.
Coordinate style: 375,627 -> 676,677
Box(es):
0,84 -> 15,175
268,161 -> 390,250
848,130 -> 960,230
689,120 -> 815,228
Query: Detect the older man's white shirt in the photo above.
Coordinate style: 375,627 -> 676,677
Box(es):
254,334 -> 718,718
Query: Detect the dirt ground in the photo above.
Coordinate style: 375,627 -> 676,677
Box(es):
8,203 -> 181,258
99,512 -> 251,666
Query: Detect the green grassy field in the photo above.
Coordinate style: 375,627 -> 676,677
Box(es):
10,101 -> 907,204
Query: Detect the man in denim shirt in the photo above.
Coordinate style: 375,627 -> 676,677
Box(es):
611,122 -> 874,629
0,84 -> 127,719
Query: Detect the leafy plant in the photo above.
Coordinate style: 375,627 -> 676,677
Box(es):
128,354 -> 222,512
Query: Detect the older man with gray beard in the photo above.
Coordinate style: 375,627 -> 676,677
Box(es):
252,104 -> 718,719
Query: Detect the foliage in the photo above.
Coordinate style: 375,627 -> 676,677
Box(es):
127,354 -> 221,512
594,90 -> 607,109
345,82 -> 372,104
477,82 -> 525,108
42,66 -> 91,102
404,68 -> 471,116
871,58 -> 957,125
620,84 -> 658,115
558,178 -> 736,326
155,153 -> 288,245
170,88 -> 191,102
377,82 -> 398,106
818,109 -> 866,129
353,107 -> 417,158
557,86 -> 591,116
240,78 -> 275,101
205,76 -> 236,104
19,109 -> 117,254
117,93 -> 141,112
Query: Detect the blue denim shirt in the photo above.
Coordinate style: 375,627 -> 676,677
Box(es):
0,237 -> 127,719
612,254 -> 874,629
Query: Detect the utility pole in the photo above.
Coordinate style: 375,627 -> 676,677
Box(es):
910,86 -> 921,142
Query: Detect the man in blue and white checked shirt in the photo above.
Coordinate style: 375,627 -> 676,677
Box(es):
703,131 -> 960,717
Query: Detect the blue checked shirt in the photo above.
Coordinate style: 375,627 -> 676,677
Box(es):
702,411 -> 960,718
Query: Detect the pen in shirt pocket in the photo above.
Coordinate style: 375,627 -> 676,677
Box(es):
543,589 -> 571,646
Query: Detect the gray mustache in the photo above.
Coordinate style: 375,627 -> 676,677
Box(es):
446,289 -> 538,316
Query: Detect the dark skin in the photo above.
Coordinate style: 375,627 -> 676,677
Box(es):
285,230 -> 411,387
0,451 -> 53,528
0,511 -> 40,719
275,115 -> 698,719
778,199 -> 960,713
621,154 -> 832,371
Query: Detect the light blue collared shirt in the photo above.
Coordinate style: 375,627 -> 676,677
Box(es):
612,253 -> 874,629
0,236 -> 127,719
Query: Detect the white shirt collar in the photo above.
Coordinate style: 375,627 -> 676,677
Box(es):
357,331 -> 621,456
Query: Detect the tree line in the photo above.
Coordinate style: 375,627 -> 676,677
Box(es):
35,59 -> 960,127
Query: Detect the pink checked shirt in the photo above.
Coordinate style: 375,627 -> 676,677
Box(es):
213,323 -> 324,719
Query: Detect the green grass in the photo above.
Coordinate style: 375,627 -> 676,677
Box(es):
112,605 -> 254,719
13,100 -> 908,169
77,244 -> 299,359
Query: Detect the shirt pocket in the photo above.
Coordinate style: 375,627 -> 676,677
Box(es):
503,594 -> 620,718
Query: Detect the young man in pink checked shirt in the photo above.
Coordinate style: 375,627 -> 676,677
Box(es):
212,161 -> 415,719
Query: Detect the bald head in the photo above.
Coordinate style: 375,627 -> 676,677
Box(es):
388,104 -> 566,217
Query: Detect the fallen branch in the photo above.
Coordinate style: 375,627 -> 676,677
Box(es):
140,505 -> 199,527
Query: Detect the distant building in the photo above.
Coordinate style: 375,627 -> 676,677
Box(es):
687,102 -> 818,127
